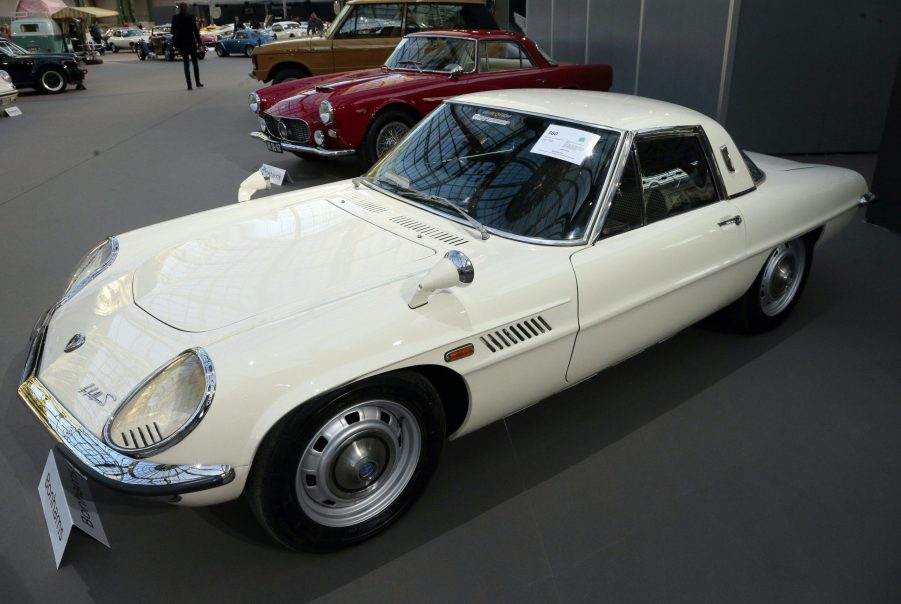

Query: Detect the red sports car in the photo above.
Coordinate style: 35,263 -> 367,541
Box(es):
248,30 -> 613,166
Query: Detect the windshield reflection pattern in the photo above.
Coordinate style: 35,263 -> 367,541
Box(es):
386,36 -> 476,73
370,103 -> 619,241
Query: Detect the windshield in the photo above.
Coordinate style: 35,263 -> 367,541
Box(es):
0,41 -> 29,56
386,36 -> 476,73
367,103 -> 620,242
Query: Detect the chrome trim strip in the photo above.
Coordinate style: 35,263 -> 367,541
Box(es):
102,349 -> 216,459
250,130 -> 356,156
58,237 -> 118,309
18,377 -> 234,496
590,131 -> 635,244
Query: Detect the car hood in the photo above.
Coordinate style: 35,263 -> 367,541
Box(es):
263,68 -> 442,116
132,197 -> 437,332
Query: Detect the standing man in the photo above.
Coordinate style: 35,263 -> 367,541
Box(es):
172,2 -> 203,90
307,11 -> 324,35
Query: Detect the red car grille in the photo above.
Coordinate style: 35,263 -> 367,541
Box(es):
262,113 -> 310,143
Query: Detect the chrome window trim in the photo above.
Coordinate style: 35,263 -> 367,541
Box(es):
57,236 -> 119,309
476,38 -> 538,72
633,125 -> 728,201
390,34 -> 479,75
590,131 -> 635,244
102,348 -> 217,459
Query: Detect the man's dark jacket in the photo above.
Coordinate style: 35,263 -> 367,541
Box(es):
171,11 -> 201,49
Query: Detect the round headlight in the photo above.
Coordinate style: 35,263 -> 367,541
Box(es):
319,99 -> 333,125
60,237 -> 118,307
0,70 -> 11,84
277,120 -> 288,139
313,130 -> 325,146
104,349 -> 215,457
258,116 -> 267,132
248,91 -> 260,114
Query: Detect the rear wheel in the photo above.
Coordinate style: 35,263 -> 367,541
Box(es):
733,237 -> 812,332
37,67 -> 67,94
271,66 -> 310,84
247,372 -> 445,551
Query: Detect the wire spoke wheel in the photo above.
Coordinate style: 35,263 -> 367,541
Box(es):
295,400 -> 421,527
375,121 -> 411,159
758,239 -> 806,317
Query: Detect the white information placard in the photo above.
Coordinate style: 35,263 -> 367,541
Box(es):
529,124 -> 600,166
260,164 -> 287,187
4,106 -> 23,117
39,449 -> 109,568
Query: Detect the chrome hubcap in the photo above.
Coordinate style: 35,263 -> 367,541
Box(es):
295,400 -> 421,527
375,122 -> 410,158
759,239 -> 806,316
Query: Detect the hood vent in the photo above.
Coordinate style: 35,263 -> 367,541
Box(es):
390,216 -> 469,246
346,198 -> 387,213
480,315 -> 552,353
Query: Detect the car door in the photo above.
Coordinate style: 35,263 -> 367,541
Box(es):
332,3 -> 404,72
567,128 -> 749,383
474,39 -> 546,90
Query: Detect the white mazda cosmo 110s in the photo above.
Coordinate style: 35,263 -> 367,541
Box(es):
19,90 -> 874,550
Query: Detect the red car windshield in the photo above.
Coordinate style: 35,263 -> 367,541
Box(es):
386,36 -> 476,74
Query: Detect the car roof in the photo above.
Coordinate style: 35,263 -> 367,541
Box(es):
406,29 -> 527,41
450,90 -> 719,133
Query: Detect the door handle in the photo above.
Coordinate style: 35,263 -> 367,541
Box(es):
536,78 -> 546,84
717,215 -> 743,227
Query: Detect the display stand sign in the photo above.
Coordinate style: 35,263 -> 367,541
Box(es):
38,449 -> 109,568
260,164 -> 291,187
3,106 -> 23,117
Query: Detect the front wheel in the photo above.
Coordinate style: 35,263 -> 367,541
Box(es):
244,45 -> 253,57
37,67 -> 67,94
216,44 -> 227,57
360,110 -> 416,167
247,372 -> 445,551
112,44 -> 119,53
271,66 -> 310,84
733,237 -> 812,332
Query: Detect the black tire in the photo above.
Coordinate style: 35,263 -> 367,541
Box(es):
244,45 -> 253,57
271,66 -> 310,84
166,48 -> 176,62
37,67 -> 67,94
112,44 -> 119,53
198,50 -> 206,60
360,109 -> 416,167
732,237 -> 812,332
216,44 -> 227,57
247,371 -> 445,551
137,46 -> 145,60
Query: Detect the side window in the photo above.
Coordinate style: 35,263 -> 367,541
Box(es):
478,41 -> 535,72
601,152 -> 643,238
635,135 -> 718,223
336,4 -> 404,39
406,5 -> 467,33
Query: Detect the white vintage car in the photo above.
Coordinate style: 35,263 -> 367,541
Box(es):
19,90 -> 873,550
106,28 -> 148,52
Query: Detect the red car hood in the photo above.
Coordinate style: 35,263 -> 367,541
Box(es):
258,68 -> 447,116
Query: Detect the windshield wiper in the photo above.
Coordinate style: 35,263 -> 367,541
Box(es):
356,176 -> 489,240
396,60 -> 423,73
441,145 -> 515,165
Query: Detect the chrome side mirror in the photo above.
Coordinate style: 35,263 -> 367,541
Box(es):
237,169 -> 271,202
447,64 -> 463,79
408,250 -> 474,309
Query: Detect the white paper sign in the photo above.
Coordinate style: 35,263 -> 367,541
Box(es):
260,164 -> 287,187
39,449 -> 109,568
4,106 -> 22,117
529,124 -> 600,165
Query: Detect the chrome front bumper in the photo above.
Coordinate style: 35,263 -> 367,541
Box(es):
249,130 -> 356,157
18,308 -> 234,496
0,90 -> 17,106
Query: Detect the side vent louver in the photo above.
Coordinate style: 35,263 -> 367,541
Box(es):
480,316 -> 552,353
390,216 -> 469,246
115,422 -> 165,450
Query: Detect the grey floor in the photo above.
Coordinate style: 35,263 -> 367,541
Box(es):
1,54 -> 899,604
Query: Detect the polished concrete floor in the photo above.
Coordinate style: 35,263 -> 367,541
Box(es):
1,53 -> 899,604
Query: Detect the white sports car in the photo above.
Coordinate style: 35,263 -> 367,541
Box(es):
19,90 -> 873,550
107,28 -> 148,52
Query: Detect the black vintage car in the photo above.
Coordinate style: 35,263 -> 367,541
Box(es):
136,30 -> 206,62
0,39 -> 86,94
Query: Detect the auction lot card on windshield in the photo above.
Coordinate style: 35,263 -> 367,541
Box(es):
530,124 -> 600,165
